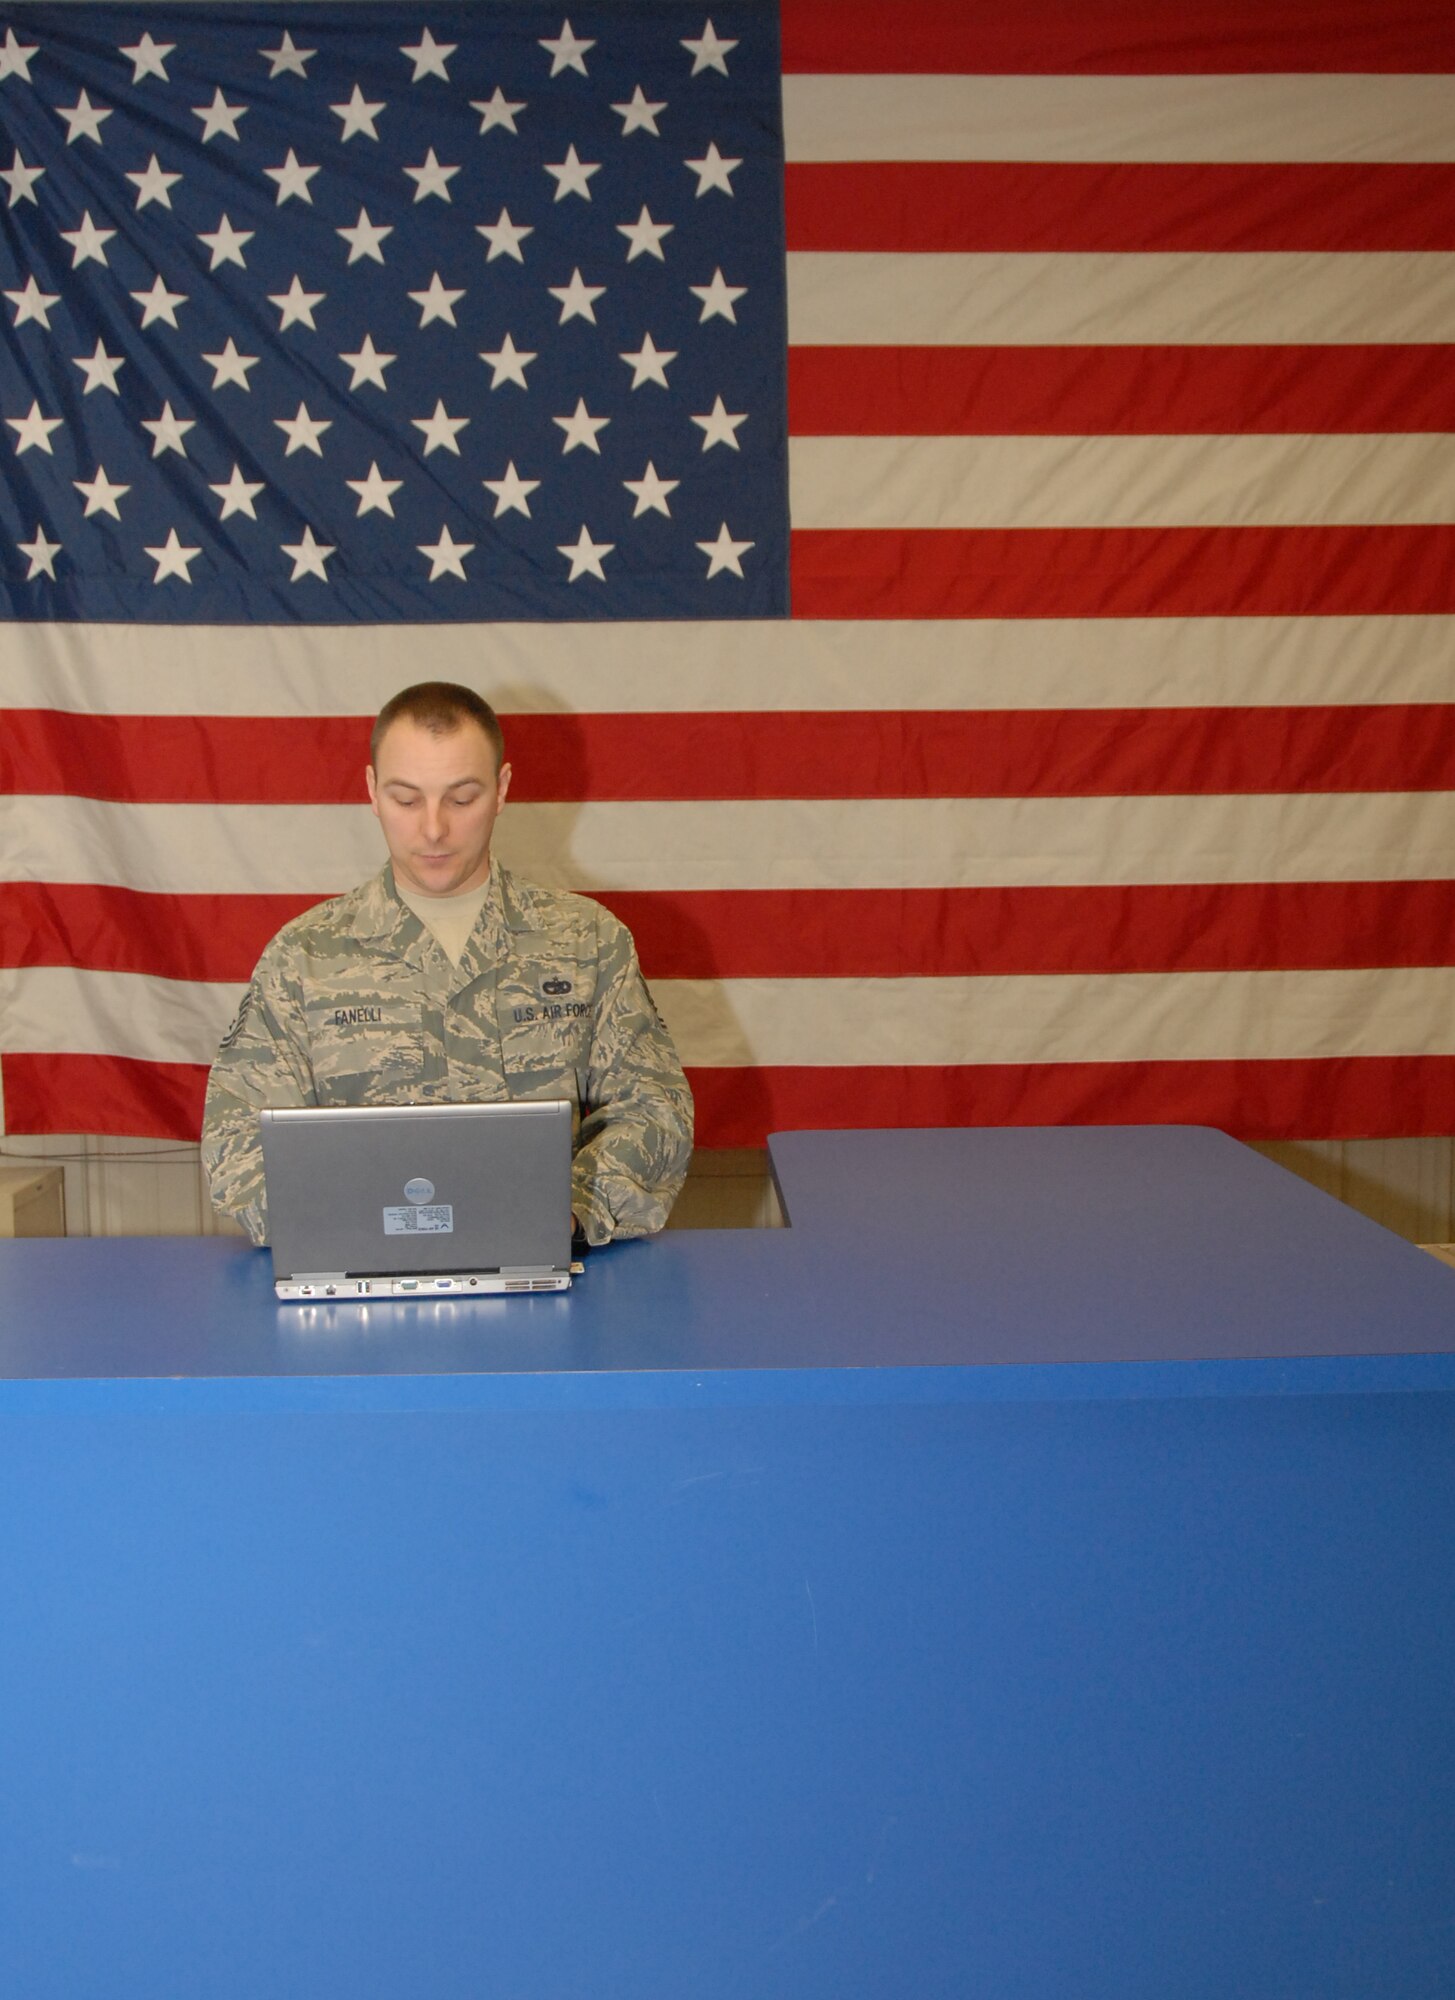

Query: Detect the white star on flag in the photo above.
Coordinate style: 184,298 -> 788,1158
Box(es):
210,466 -> 265,519
126,155 -> 182,210
623,462 -> 679,517
7,401 -> 63,455
482,462 -> 540,517
144,528 -> 202,583
142,402 -> 195,458
339,335 -> 396,391
337,209 -> 392,264
120,32 -> 174,83
548,268 -> 606,324
332,86 -> 385,140
281,526 -> 335,580
202,339 -> 260,391
346,463 -> 403,516
477,209 -> 533,261
418,525 -> 474,579
553,398 -> 610,453
402,30 -> 456,81
620,334 -> 677,389
685,142 -> 742,196
618,207 -> 674,260
57,92 -> 113,146
131,275 -> 187,328
409,273 -> 466,328
193,90 -> 248,142
60,212 -> 116,267
2,150 -> 44,207
480,335 -> 536,389
197,215 -> 254,271
540,20 -> 595,76
269,277 -> 324,330
275,403 -> 332,455
412,400 -> 470,455
558,525 -> 613,580
697,522 -> 753,576
682,20 -> 738,74
266,149 -> 321,205
404,149 -> 459,201
72,341 -> 125,395
472,89 -> 525,134
0,27 -> 39,82
545,145 -> 600,201
690,268 -> 747,323
6,276 -> 60,327
261,32 -> 314,80
691,396 -> 748,449
17,525 -> 61,580
612,87 -> 666,136
74,465 -> 131,518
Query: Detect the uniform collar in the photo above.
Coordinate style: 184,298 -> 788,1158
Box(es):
348,860 -> 523,956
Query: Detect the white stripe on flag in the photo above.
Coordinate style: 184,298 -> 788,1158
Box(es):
789,434 -> 1455,531
787,251 -> 1455,346
9,963 -> 1455,1070
782,73 -> 1455,164
6,618 -> 1455,715
11,792 -> 1455,896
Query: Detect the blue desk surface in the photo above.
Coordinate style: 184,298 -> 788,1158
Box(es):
0,1125 -> 1452,1398
2,1129 -> 1454,2000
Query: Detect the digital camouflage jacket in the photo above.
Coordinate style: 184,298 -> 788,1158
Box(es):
201,863 -> 693,1247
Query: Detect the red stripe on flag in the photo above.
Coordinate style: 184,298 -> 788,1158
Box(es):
9,1050 -> 1455,1146
0,885 -> 324,982
788,344 -> 1455,437
12,881 -> 1455,986
600,881 -> 1455,979
7,705 -> 1455,803
689,1056 -> 1455,1147
791,526 -> 1455,620
785,163 -> 1455,254
779,0 -> 1455,73
1,1052 -> 209,1141
0,711 -> 370,805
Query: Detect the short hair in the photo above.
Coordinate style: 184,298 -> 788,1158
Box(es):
369,682 -> 506,772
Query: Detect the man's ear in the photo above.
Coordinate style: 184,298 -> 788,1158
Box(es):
365,764 -> 379,816
496,760 -> 513,808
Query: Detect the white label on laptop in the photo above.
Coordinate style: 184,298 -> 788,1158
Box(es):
382,1203 -> 454,1234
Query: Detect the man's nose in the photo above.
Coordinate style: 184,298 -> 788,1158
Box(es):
421,799 -> 447,841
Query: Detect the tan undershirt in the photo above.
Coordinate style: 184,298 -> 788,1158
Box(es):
397,878 -> 492,966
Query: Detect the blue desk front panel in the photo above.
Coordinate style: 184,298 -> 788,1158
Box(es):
4,1382 -> 1455,2000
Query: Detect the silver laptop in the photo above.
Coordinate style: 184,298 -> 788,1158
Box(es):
260,1100 -> 574,1301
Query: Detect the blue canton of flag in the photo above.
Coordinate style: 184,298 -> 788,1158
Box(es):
0,2 -> 787,622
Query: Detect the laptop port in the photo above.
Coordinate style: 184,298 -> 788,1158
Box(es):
505,1279 -> 531,1291
399,1279 -> 419,1291
433,1278 -> 454,1290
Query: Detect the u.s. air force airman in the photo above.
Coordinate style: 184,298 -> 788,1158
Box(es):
201,683 -> 693,1247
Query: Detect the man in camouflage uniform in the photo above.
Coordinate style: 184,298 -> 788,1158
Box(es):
201,683 -> 693,1247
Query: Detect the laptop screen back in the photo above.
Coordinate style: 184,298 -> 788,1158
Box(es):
261,1099 -> 573,1280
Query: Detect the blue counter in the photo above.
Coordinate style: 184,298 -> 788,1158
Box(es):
2,1127 -> 1453,1998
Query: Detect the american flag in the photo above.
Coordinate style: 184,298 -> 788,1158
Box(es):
3,0 -> 1455,1148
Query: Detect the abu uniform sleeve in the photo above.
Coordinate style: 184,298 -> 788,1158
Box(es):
200,944 -> 315,1246
569,910 -> 694,1246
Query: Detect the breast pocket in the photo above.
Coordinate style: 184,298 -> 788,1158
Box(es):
307,1003 -> 427,1105
499,959 -> 596,1098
